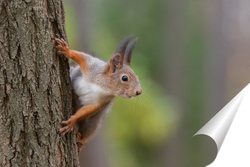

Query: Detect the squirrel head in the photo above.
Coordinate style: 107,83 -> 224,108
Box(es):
104,35 -> 142,98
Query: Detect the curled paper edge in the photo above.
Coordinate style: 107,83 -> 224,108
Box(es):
194,84 -> 249,152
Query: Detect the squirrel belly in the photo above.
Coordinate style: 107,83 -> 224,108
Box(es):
70,66 -> 114,109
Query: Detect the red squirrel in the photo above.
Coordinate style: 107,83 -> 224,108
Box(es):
54,35 -> 142,152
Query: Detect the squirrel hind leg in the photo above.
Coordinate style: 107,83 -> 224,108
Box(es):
77,112 -> 105,152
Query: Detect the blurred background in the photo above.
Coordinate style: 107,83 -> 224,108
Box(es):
63,0 -> 250,166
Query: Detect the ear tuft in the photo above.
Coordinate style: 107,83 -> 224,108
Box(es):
124,37 -> 138,66
115,35 -> 133,55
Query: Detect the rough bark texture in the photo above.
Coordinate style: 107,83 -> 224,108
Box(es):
0,0 -> 79,166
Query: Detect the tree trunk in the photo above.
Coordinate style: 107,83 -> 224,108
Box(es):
0,0 -> 79,166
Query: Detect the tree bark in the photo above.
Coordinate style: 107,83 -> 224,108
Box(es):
0,0 -> 79,166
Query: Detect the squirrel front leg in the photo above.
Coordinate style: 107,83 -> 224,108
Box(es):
54,38 -> 88,71
59,104 -> 99,136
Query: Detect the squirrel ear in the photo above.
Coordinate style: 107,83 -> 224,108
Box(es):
114,35 -> 132,67
124,38 -> 138,66
109,54 -> 121,73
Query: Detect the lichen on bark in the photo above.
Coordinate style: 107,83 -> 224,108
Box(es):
0,0 -> 79,166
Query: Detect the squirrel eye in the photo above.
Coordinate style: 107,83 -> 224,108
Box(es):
122,75 -> 128,82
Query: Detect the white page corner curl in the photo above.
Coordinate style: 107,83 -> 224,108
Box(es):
194,83 -> 250,167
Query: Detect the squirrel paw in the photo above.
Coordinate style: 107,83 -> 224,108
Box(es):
54,38 -> 71,58
77,132 -> 85,152
59,116 -> 76,137
77,142 -> 85,153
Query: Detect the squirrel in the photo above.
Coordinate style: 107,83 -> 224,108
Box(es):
54,35 -> 142,152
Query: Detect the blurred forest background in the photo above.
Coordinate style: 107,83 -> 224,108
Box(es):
63,0 -> 250,166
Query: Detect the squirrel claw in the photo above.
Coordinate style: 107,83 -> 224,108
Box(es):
59,127 -> 70,137
59,128 -> 67,137
59,133 -> 64,138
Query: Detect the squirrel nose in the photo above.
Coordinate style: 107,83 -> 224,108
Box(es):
136,89 -> 142,96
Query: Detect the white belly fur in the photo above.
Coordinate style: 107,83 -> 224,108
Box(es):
72,74 -> 111,107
